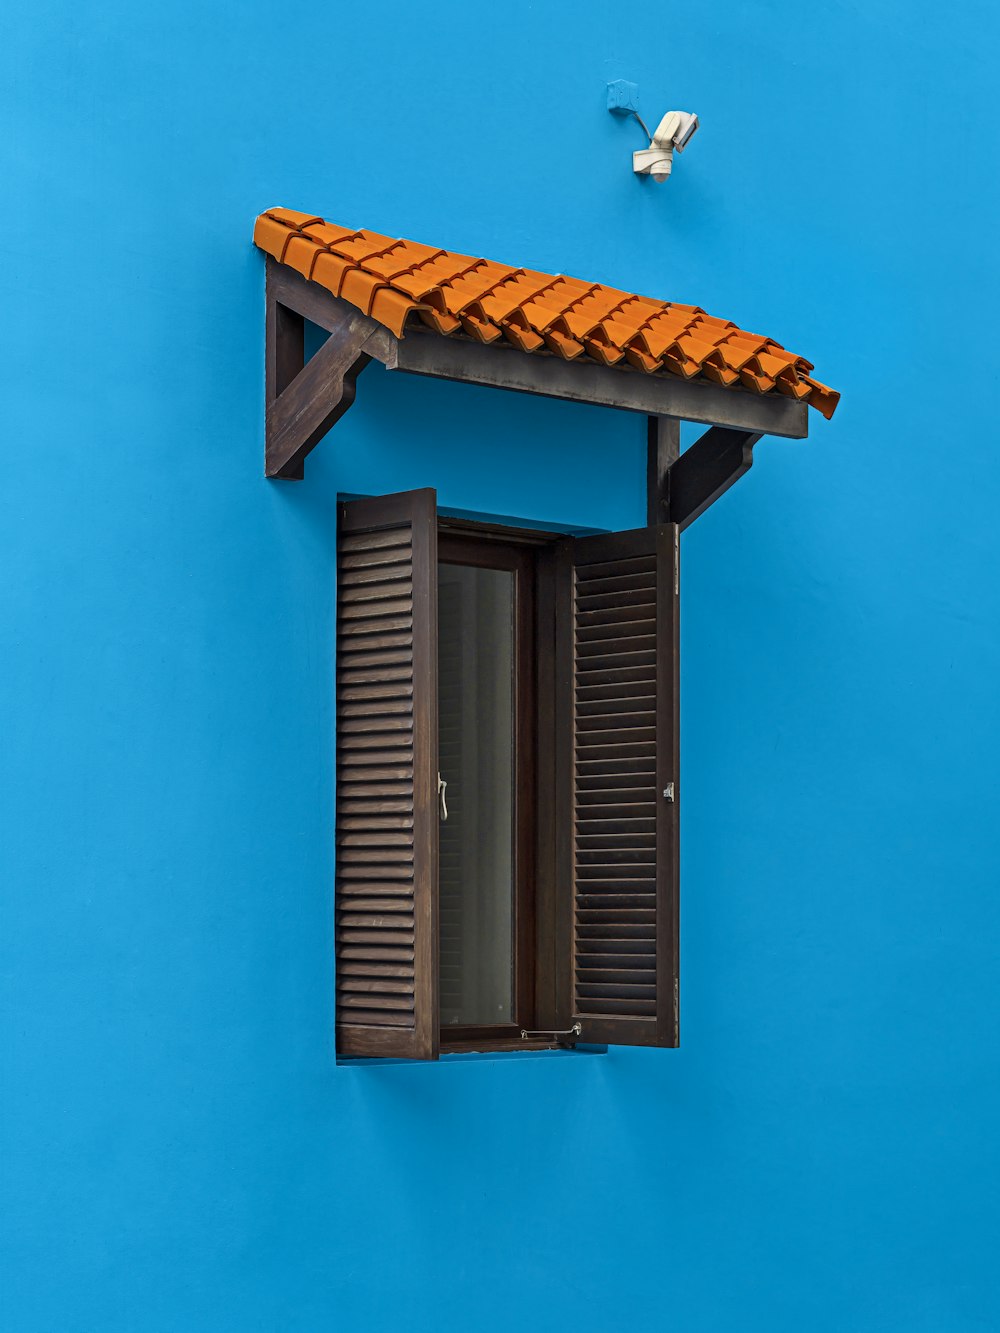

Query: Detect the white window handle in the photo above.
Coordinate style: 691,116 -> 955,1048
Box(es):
437,773 -> 448,821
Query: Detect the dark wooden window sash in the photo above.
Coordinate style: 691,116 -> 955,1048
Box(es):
436,531 -> 539,1053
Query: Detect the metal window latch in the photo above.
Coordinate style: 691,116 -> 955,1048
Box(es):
437,773 -> 448,821
663,783 -> 675,802
519,1023 -> 582,1041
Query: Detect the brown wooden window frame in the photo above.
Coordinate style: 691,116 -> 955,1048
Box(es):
335,490 -> 679,1062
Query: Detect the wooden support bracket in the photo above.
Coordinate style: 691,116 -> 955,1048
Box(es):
647,420 -> 763,532
264,257 -> 398,479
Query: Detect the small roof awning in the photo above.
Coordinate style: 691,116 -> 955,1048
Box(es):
254,207 -> 839,423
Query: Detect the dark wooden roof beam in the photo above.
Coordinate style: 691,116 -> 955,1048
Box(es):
393,330 -> 807,439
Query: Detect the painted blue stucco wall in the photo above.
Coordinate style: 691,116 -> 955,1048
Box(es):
2,3 -> 998,1329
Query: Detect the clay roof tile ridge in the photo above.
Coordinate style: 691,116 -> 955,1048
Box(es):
251,210 -> 838,418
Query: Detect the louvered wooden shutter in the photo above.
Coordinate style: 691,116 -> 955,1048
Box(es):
335,489 -> 439,1060
557,524 -> 680,1048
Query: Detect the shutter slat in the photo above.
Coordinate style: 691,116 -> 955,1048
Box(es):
575,620 -> 657,643
574,950 -> 654,966
336,490 -> 439,1061
339,580 -> 415,604
338,961 -> 416,978
337,896 -> 416,913
340,681 -> 414,701
336,803 -> 414,820
337,560 -> 413,586
575,772 -> 653,792
570,933 -> 658,954
339,631 -> 414,652
339,928 -> 416,946
576,601 -> 657,627
338,723 -> 414,742
340,596 -> 413,620
338,977 -> 415,995
577,895 -> 657,909
577,820 -> 656,836
339,945 -> 415,963
340,528 -> 413,553
337,750 -> 414,768
574,876 -> 656,889
577,908 -> 656,922
575,573 -> 661,602
576,649 -> 658,673
573,998 -> 655,1016
338,1009 -> 414,1027
336,778 -> 412,795
337,849 -> 414,865
338,912 -> 416,930
338,677 -> 413,695
576,759 -> 655,776
576,973 -> 656,987
337,831 -> 413,847
338,866 -> 414,882
338,993 -> 415,1012
338,642 -> 413,664
577,725 -> 657,743
337,885 -> 414,900
575,554 -> 656,582
338,613 -> 414,634
337,770 -> 413,788
576,923 -> 656,938
576,983 -> 657,999
577,850 -> 656,865
577,688 -> 657,709
560,524 -> 679,1048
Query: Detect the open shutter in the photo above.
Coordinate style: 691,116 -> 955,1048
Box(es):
335,489 -> 439,1059
557,523 -> 679,1048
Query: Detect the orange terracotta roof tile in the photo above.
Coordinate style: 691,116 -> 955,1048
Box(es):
253,208 -> 840,419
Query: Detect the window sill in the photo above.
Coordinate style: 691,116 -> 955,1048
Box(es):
441,1036 -> 597,1056
338,1041 -> 608,1068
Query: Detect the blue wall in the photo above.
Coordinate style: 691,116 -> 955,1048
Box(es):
2,3 -> 998,1329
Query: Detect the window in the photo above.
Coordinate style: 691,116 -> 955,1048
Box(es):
335,488 -> 678,1060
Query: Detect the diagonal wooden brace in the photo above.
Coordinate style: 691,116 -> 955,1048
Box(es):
646,421 -> 763,532
266,327 -> 370,479
668,425 -> 762,530
264,257 -> 398,479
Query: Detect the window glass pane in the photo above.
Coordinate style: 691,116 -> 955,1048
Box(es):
438,563 -> 515,1027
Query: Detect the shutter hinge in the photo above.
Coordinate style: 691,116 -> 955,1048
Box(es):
674,529 -> 679,595
662,783 -> 675,802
